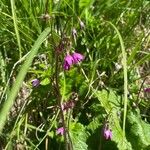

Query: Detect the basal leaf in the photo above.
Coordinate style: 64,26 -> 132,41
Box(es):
127,110 -> 150,149
70,122 -> 89,150
95,90 -> 132,150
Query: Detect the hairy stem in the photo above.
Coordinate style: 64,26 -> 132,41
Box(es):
55,53 -> 72,150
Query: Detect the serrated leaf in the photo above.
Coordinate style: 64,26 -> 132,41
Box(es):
108,90 -> 121,108
94,90 -> 132,150
87,117 -> 102,133
127,110 -> 150,149
70,122 -> 89,150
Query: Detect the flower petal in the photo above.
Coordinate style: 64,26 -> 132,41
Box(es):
72,52 -> 84,64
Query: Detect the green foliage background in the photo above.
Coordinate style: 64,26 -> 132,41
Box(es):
0,0 -> 150,149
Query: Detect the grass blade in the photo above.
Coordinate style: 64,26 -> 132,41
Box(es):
10,0 -> 22,58
0,27 -> 51,134
106,21 -> 128,149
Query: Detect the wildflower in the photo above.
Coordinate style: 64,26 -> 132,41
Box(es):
56,127 -> 64,135
144,88 -> 150,93
103,127 -> 112,140
144,88 -> 150,99
63,54 -> 74,70
31,79 -> 40,87
72,52 -> 84,64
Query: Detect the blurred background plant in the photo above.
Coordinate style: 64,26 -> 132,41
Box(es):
0,0 -> 150,149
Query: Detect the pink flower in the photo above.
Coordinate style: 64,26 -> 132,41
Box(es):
63,52 -> 84,70
56,127 -> 64,135
72,52 -> 84,64
103,128 -> 112,140
63,54 -> 74,70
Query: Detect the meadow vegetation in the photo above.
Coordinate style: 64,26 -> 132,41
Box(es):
0,0 -> 150,149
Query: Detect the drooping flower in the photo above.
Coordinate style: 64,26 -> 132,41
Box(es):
144,88 -> 150,93
103,127 -> 112,140
56,127 -> 64,135
72,52 -> 84,64
144,87 -> 150,99
63,54 -> 74,70
31,79 -> 40,87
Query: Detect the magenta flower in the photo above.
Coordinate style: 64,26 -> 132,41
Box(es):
63,54 -> 74,70
31,79 -> 40,87
103,128 -> 112,140
63,52 -> 84,70
72,52 -> 84,64
144,88 -> 150,99
56,127 -> 64,135
144,88 -> 150,93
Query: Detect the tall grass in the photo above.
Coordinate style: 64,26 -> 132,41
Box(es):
0,27 -> 51,133
0,0 -> 150,149
10,0 -> 22,58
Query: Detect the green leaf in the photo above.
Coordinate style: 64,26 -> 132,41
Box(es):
40,78 -> 50,85
95,90 -> 132,150
127,110 -> 150,149
79,0 -> 93,9
70,122 -> 89,150
87,117 -> 102,133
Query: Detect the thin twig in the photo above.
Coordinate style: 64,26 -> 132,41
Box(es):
136,77 -> 147,105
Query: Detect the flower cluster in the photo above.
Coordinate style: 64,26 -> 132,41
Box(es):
63,52 -> 84,70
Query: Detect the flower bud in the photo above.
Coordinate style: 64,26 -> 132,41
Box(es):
31,79 -> 40,87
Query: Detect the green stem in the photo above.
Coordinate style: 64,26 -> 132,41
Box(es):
10,0 -> 22,58
55,53 -> 70,150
